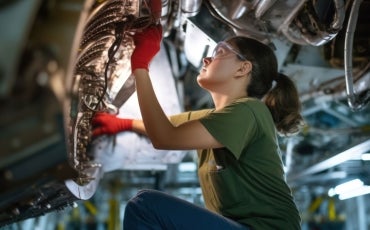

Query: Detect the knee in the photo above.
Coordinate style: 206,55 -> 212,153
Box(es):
124,190 -> 163,229
133,189 -> 156,201
135,189 -> 153,197
125,189 -> 156,211
136,189 -> 163,201
124,189 -> 162,221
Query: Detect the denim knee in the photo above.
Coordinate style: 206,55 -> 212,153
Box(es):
125,189 -> 155,212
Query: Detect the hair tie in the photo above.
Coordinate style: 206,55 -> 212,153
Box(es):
275,73 -> 283,82
271,74 -> 279,88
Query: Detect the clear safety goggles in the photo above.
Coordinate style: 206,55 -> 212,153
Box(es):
211,41 -> 247,61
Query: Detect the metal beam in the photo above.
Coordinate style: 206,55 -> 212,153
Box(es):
287,139 -> 370,182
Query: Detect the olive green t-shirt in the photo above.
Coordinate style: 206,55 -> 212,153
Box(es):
169,98 -> 301,230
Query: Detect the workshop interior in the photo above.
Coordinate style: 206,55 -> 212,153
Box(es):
0,0 -> 369,229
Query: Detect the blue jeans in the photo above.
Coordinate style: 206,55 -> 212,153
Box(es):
123,189 -> 251,230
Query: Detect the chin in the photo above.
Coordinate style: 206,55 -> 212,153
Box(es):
196,78 -> 208,90
195,76 -> 202,85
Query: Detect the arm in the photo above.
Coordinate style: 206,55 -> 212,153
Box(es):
132,119 -> 146,135
92,113 -> 147,136
93,26 -> 222,150
91,74 -> 222,150
133,68 -> 222,150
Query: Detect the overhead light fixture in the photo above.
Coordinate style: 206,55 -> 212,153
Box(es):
328,178 -> 366,199
338,185 -> 370,200
361,153 -> 370,161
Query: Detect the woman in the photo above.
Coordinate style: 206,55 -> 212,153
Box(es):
93,24 -> 304,229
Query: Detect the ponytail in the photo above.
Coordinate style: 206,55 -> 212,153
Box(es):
227,36 -> 304,135
264,73 -> 305,136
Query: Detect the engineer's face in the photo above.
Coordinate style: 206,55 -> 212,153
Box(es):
197,41 -> 246,89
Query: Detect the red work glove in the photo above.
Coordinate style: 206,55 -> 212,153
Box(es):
92,113 -> 133,136
131,25 -> 163,71
149,0 -> 162,21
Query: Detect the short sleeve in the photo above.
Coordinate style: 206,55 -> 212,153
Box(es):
199,100 -> 258,159
169,109 -> 213,127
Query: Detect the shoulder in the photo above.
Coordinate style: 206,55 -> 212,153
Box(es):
213,97 -> 268,119
231,97 -> 266,110
230,97 -> 272,120
201,98 -> 263,123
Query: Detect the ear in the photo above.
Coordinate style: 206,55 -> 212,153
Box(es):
235,61 -> 252,77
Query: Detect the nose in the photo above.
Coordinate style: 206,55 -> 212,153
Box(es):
203,57 -> 212,65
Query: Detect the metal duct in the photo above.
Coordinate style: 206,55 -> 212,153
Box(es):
181,0 -> 202,17
344,0 -> 367,110
280,0 -> 346,46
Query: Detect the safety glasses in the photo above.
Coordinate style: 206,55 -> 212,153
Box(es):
211,41 -> 248,61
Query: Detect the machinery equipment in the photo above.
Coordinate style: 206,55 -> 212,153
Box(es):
0,0 -> 369,227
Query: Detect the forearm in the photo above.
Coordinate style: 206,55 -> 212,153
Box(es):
132,119 -> 147,136
133,69 -> 175,147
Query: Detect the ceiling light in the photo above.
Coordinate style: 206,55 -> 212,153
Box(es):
361,153 -> 370,161
333,178 -> 364,195
339,186 -> 370,200
327,178 -> 370,200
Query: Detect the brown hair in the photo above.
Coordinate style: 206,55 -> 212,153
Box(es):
228,36 -> 304,135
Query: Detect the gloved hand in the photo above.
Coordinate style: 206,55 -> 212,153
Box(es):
92,113 -> 133,136
149,0 -> 162,21
131,24 -> 163,71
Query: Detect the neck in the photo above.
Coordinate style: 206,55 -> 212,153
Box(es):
205,73 -> 250,110
210,91 -> 247,110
